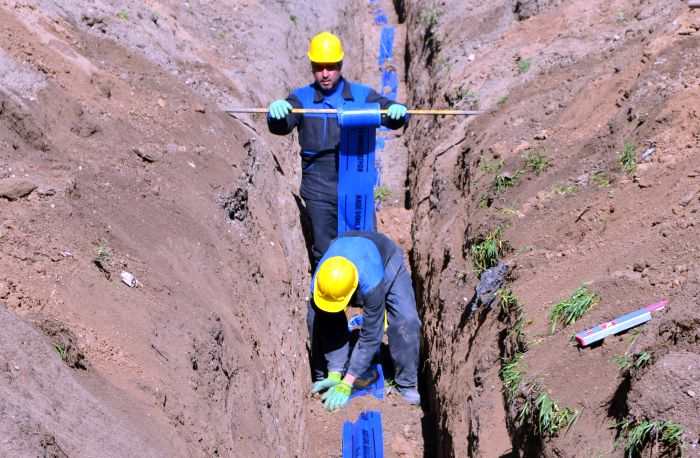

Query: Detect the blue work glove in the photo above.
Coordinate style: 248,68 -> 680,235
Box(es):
268,99 -> 292,120
321,380 -> 352,412
310,371 -> 341,395
386,103 -> 408,120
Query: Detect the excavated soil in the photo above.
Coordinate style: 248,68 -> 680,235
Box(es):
1,0 -> 699,457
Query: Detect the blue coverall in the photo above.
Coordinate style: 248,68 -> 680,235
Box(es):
309,230 -> 421,388
267,78 -> 407,263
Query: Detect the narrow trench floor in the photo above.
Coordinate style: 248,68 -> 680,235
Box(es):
301,1 -> 430,456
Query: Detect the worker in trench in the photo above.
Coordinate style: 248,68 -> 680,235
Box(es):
266,31 -> 409,266
308,230 -> 422,411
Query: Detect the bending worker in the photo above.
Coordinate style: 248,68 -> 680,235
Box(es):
309,230 -> 421,411
267,32 -> 409,264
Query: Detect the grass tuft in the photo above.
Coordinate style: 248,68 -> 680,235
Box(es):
470,226 -> 504,275
374,186 -> 391,201
591,171 -> 612,188
549,285 -> 598,333
613,351 -> 653,376
524,146 -> 550,175
499,352 -> 526,402
519,388 -> 581,437
494,169 -> 524,195
620,140 -> 637,174
53,342 -> 66,360
117,10 -> 129,20
517,58 -> 532,74
613,419 -> 687,457
93,240 -> 111,263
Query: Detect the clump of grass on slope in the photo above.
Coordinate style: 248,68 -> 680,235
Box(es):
620,140 -> 637,174
519,389 -> 581,438
612,351 -> 653,377
499,352 -> 526,402
470,226 -> 504,275
549,285 -> 599,333
612,419 -> 686,458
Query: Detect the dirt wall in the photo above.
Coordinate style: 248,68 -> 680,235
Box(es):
0,0 -> 369,456
401,0 -> 699,456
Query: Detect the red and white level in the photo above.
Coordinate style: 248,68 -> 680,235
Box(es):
575,300 -> 668,346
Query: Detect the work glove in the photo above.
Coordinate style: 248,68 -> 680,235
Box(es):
386,103 -> 408,120
268,99 -> 292,120
310,371 -> 341,395
321,380 -> 352,412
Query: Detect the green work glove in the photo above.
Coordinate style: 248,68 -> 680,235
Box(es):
310,371 -> 341,395
386,103 -> 407,120
321,380 -> 352,412
268,99 -> 292,120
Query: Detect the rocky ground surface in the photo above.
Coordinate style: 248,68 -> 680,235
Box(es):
1,0 -> 698,457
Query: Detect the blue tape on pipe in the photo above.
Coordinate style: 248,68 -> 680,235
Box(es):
337,103 -> 382,128
342,411 -> 384,458
381,70 -> 398,101
378,27 -> 395,68
337,103 -> 378,234
373,9 -> 388,25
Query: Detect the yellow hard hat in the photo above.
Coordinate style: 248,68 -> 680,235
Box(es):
307,32 -> 344,63
314,256 -> 358,313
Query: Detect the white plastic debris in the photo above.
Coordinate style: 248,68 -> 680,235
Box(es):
120,271 -> 139,288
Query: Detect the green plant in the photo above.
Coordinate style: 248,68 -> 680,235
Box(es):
219,31 -> 229,41
419,3 -> 441,30
479,156 -> 504,173
615,420 -> 687,457
553,184 -> 575,195
117,10 -> 129,20
497,96 -> 509,105
499,352 -> 526,401
470,226 -> 504,275
532,392 -> 581,437
150,11 -> 160,24
374,186 -> 391,201
476,194 -> 490,209
494,169 -> 524,195
93,240 -> 111,263
549,285 -> 599,333
290,15 -> 298,25
591,171 -> 612,188
524,147 -> 550,175
519,388 -> 580,437
620,141 -> 637,174
437,58 -> 453,72
53,342 -> 66,360
614,351 -> 653,376
498,205 -> 518,216
517,58 -> 532,74
496,287 -> 519,316
616,11 -> 627,23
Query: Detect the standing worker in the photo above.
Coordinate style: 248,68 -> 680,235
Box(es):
308,230 -> 421,411
266,31 -> 409,264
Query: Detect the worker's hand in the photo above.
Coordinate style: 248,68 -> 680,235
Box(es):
269,99 -> 292,120
321,380 -> 352,411
310,371 -> 342,395
387,103 -> 408,120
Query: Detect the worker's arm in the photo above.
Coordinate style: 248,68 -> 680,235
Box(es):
267,94 -> 302,135
345,286 -> 385,379
365,89 -> 408,130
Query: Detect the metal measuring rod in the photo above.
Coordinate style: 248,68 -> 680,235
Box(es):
225,107 -> 482,116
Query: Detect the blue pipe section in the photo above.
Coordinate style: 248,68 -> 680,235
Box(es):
337,103 -> 380,234
342,411 -> 384,458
